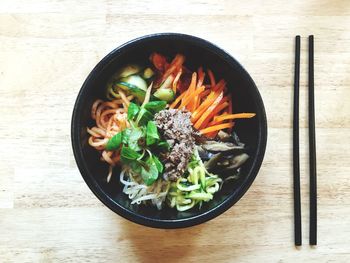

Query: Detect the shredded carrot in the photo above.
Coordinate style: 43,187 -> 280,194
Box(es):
162,54 -> 185,82
206,111 -> 229,138
191,92 -> 216,122
149,53 -> 256,137
187,67 -> 205,112
200,123 -> 234,134
214,113 -> 256,123
169,91 -> 187,109
194,95 -> 201,110
199,89 -> 210,99
208,111 -> 228,126
194,88 -> 209,110
180,86 -> 205,110
198,100 -> 229,129
192,97 -> 198,112
185,72 -> 198,110
207,69 -> 216,87
213,79 -> 226,91
197,67 -> 205,88
192,87 -> 206,112
207,120 -> 219,127
191,85 -> 225,123
194,92 -> 223,130
172,68 -> 182,93
206,115 -> 231,138
190,72 -> 197,93
206,130 -> 220,139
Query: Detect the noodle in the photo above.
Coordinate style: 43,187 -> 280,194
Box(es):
118,89 -> 130,107
91,99 -> 103,120
88,96 -> 133,180
102,151 -> 114,165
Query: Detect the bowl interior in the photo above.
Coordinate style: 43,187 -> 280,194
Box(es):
72,34 -> 267,227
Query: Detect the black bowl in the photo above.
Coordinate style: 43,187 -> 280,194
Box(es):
71,33 -> 267,228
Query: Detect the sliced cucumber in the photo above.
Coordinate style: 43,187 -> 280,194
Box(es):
186,192 -> 213,201
115,81 -> 136,91
128,86 -> 147,103
120,75 -> 148,91
153,88 -> 175,102
115,81 -> 144,102
115,81 -> 158,103
113,64 -> 141,79
143,67 -> 154,79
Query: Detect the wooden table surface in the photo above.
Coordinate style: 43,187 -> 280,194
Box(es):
1,0 -> 350,262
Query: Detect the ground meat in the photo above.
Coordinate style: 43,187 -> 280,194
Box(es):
154,109 -> 196,181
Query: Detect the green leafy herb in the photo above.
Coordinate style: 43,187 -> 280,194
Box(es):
128,128 -> 144,151
121,128 -> 132,144
105,132 -> 122,151
157,140 -> 170,151
152,155 -> 163,173
143,100 -> 167,114
120,146 -> 141,163
141,157 -> 159,185
129,160 -> 142,174
146,121 -> 159,146
136,108 -> 153,126
127,102 -> 140,120
104,95 -> 171,185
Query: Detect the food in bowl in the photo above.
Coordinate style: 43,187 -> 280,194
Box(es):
86,52 -> 255,211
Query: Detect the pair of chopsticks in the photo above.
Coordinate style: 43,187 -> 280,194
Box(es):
293,35 -> 317,246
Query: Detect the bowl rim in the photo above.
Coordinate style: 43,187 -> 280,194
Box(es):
71,33 -> 267,228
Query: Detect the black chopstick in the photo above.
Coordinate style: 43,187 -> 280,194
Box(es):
308,35 -> 317,246
293,35 -> 302,246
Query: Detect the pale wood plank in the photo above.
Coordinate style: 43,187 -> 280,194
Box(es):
1,0 -> 350,262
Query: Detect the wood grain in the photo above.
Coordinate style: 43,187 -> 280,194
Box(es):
1,0 -> 350,262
